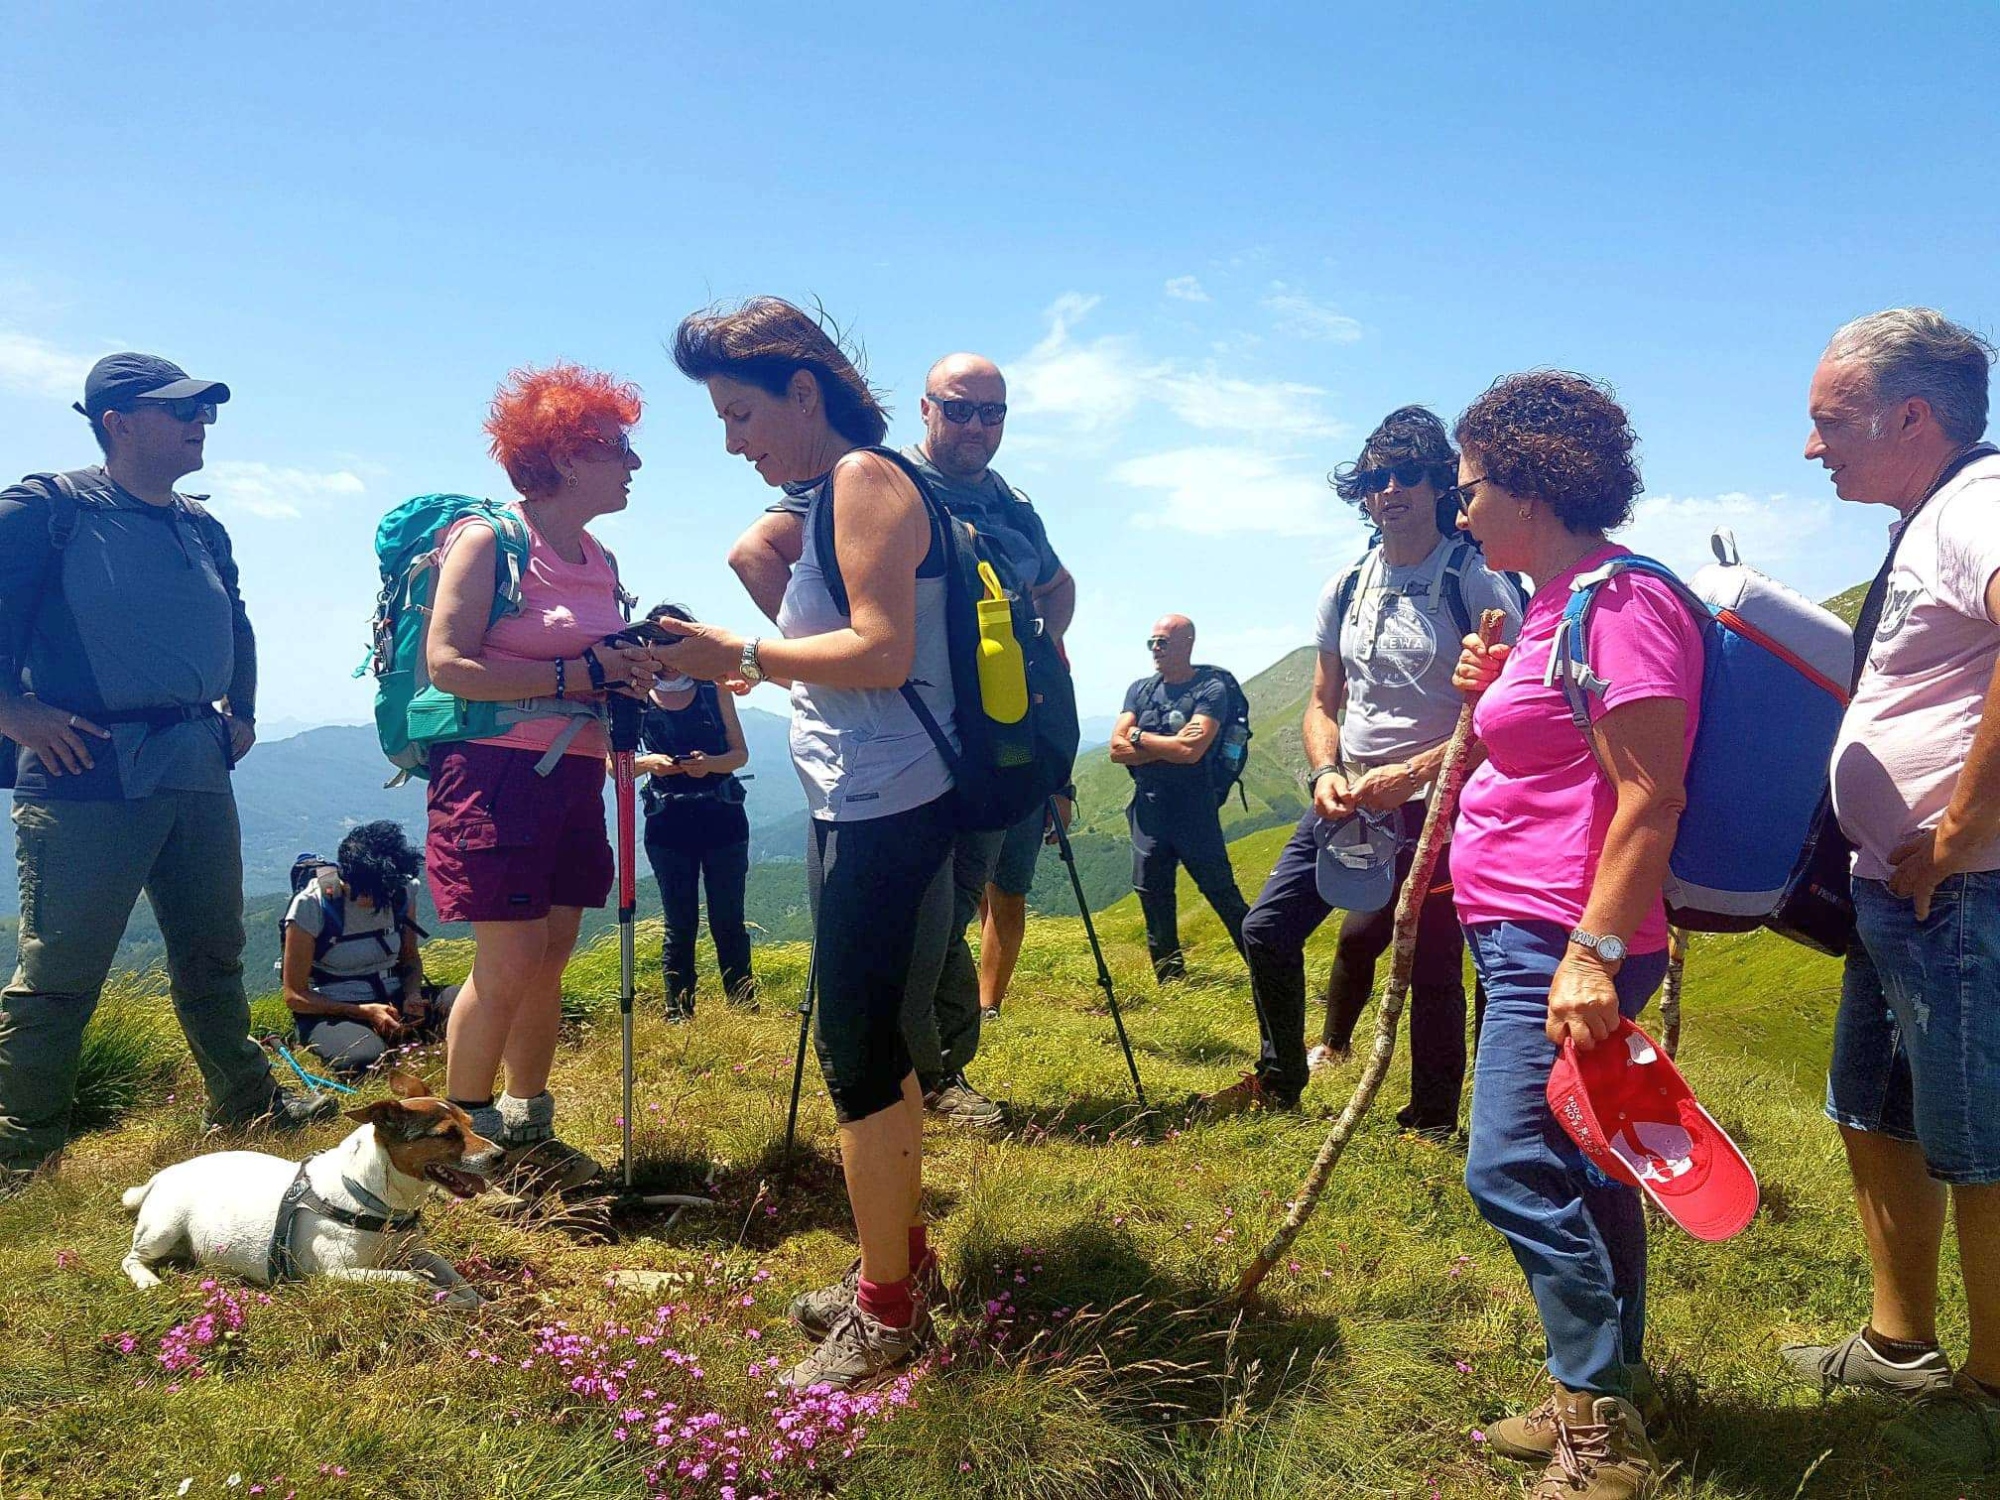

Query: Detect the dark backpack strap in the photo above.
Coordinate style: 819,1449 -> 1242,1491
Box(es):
1850,441 -> 1998,685
1440,542 -> 1476,643
812,449 -> 948,620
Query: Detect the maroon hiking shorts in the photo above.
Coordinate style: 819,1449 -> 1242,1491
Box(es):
425,741 -> 613,923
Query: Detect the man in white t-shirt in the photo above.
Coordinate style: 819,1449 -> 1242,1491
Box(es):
1781,308 -> 2000,1479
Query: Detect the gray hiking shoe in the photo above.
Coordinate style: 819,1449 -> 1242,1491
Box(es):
778,1303 -> 930,1393
789,1257 -> 946,1342
217,1087 -> 339,1135
1780,1328 -> 1954,1398
496,1090 -> 601,1194
926,1073 -> 1004,1130
1879,1372 -> 2000,1476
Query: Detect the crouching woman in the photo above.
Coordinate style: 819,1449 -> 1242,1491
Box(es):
281,820 -> 451,1075
1448,372 -> 1702,1500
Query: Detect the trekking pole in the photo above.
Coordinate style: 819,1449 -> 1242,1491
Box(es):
1236,610 -> 1506,1305
781,939 -> 819,1159
1048,797 -> 1145,1108
610,693 -> 643,1195
1661,926 -> 1687,1060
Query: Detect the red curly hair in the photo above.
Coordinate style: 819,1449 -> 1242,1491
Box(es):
485,363 -> 643,498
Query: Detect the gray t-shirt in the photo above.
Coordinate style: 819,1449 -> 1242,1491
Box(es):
283,882 -> 404,1004
1316,536 -> 1524,764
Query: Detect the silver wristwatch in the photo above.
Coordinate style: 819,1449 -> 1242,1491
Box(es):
1568,927 -> 1629,964
738,637 -> 766,685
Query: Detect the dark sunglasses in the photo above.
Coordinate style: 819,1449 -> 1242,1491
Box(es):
128,397 -> 218,424
929,395 -> 1008,426
583,431 -> 636,460
1356,460 -> 1442,495
1146,636 -> 1170,650
1440,475 -> 1497,513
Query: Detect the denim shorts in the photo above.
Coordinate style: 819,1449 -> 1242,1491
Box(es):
1825,872 -> 2000,1185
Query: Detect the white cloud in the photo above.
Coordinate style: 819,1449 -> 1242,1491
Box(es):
200,461 -> 366,521
1164,275 -> 1210,303
1112,445 -> 1353,537
1262,283 -> 1363,344
1155,367 -> 1343,438
0,331 -> 97,399
1623,490 -> 1836,579
1008,293 -> 1151,438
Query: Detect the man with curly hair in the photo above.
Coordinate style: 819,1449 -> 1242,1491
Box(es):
1781,309 -> 2000,1480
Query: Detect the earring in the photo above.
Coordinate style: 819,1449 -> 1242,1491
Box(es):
1517,507 -> 1531,519
567,473 -> 578,488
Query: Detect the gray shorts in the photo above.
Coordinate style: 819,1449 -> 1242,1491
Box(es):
989,801 -> 1049,896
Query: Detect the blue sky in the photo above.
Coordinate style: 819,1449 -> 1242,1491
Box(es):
4,2 -> 1996,731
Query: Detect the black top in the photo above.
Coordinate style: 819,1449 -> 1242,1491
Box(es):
1122,670 -> 1229,795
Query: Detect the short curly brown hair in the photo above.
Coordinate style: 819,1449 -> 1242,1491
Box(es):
1453,372 -> 1642,534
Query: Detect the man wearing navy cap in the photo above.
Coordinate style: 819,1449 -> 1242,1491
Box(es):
0,353 -> 331,1180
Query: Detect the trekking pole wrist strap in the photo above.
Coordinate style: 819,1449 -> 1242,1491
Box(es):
581,647 -> 608,693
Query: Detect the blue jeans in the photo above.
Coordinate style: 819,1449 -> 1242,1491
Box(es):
1464,920 -> 1669,1397
1828,872 -> 2000,1185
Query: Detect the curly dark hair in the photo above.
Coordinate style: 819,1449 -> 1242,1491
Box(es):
671,296 -> 890,448
1453,372 -> 1642,535
336,820 -> 423,910
1331,405 -> 1455,499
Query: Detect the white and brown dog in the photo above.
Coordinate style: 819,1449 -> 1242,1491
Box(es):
120,1070 -> 502,1308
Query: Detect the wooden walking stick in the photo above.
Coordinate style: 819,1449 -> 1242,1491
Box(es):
1660,926 -> 1687,1060
1235,610 -> 1508,1306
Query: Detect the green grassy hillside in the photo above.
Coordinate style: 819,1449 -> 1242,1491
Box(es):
0,821 -> 1963,1499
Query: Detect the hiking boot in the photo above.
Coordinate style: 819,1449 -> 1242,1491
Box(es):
1525,1390 -> 1657,1499
496,1090 -> 600,1194
926,1073 -> 1004,1130
665,993 -> 695,1024
1490,1369 -> 1667,1463
778,1303 -> 930,1394
215,1087 -> 339,1135
1190,1073 -> 1298,1121
789,1256 -> 946,1342
1395,1104 -> 1461,1144
1878,1372 -> 2000,1476
980,1000 -> 1002,1023
1780,1327 -> 1954,1398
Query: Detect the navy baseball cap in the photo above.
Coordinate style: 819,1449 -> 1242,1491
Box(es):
73,353 -> 231,418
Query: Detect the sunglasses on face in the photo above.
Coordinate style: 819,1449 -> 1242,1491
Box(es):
127,398 -> 218,424
1356,460 -> 1441,495
1146,636 -> 1170,650
929,395 -> 1008,426
1440,476 -> 1496,513
582,431 -> 636,461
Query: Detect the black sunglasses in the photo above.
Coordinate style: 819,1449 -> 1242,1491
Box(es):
1356,460 -> 1442,495
1146,636 -> 1170,649
929,395 -> 1008,426
1441,475 -> 1497,513
127,397 -> 218,424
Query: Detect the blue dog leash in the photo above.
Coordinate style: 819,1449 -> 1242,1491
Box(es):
260,1034 -> 360,1096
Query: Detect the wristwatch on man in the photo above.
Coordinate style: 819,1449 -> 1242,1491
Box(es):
738,637 -> 766,686
1127,725 -> 1143,748
1568,927 -> 1629,964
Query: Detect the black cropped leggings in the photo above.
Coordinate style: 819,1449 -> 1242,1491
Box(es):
805,794 -> 957,1124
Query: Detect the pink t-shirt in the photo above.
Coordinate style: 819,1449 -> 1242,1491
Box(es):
1452,543 -> 1706,954
1832,455 -> 2000,880
439,507 -> 628,759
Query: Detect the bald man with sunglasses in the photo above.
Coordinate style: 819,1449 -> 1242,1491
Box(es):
726,353 -> 1077,1128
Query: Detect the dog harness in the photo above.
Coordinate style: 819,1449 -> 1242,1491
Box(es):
266,1157 -> 423,1284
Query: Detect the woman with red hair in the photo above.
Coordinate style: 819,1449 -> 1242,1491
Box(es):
425,363 -> 669,1191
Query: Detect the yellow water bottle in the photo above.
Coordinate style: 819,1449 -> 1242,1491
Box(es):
974,561 -> 1029,724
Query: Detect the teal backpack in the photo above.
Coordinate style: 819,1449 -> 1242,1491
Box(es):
355,495 -> 614,783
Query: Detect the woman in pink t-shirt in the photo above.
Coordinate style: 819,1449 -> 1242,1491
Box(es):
1445,373 -> 1703,1492
422,364 -> 667,1193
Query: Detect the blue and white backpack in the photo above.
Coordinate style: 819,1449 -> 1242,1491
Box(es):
1550,531 -> 1852,933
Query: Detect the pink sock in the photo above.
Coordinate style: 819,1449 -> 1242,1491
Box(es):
857,1274 -> 915,1330
908,1224 -> 930,1273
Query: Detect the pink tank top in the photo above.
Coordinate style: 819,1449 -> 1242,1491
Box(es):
439,506 -> 628,758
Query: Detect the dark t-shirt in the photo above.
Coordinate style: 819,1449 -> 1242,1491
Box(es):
1121,670 -> 1229,795
638,684 -> 749,853
766,449 -> 1061,602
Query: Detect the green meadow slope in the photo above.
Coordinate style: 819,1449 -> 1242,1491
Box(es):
0,823 -> 1968,1500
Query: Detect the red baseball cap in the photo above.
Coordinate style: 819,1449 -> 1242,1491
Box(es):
1547,1019 -> 1758,1242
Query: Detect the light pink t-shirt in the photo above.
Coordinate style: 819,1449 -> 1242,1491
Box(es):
1832,455 -> 2000,880
1453,543 -> 1706,954
439,507 -> 627,759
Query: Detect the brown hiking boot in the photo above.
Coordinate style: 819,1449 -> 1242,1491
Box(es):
1525,1390 -> 1657,1499
1490,1368 -> 1666,1462
1189,1073 -> 1298,1121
